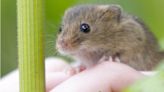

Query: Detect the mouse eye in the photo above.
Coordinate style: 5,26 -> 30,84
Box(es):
58,27 -> 62,33
80,23 -> 90,33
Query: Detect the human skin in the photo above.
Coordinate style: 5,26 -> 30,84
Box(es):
0,57 -> 145,92
50,58 -> 145,92
0,58 -> 74,92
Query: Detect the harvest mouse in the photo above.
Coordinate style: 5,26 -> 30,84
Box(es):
56,4 -> 164,70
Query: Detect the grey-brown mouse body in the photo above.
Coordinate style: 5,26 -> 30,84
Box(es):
56,4 -> 164,70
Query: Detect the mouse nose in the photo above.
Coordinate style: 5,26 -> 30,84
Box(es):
58,39 -> 69,49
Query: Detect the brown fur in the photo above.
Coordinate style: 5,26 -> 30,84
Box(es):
56,4 -> 164,70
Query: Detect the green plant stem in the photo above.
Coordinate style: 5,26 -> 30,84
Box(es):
17,0 -> 45,92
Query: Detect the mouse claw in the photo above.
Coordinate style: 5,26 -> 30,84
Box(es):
108,56 -> 113,62
98,56 -> 114,63
115,57 -> 121,63
98,55 -> 109,63
111,56 -> 121,63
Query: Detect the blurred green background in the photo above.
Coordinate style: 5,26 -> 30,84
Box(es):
1,0 -> 164,77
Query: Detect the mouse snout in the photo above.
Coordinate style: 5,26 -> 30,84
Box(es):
57,39 -> 72,50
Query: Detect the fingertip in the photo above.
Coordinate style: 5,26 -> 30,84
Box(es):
45,57 -> 70,72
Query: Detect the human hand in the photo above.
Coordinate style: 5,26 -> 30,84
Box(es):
0,57 -> 75,92
50,58 -> 145,92
1,57 -> 151,92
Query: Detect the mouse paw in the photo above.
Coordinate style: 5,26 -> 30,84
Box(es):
99,56 -> 110,62
99,56 -> 121,63
98,56 -> 113,63
63,66 -> 77,76
71,61 -> 87,73
112,56 -> 121,63
74,65 -> 86,73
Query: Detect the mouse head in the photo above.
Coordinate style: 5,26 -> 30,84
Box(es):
56,4 -> 122,56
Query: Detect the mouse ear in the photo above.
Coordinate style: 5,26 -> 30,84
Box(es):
97,5 -> 122,22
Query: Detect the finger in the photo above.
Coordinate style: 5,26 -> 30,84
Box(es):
103,62 -> 144,92
45,57 -> 77,92
0,70 -> 19,92
45,57 -> 70,73
46,72 -> 71,92
50,61 -> 144,92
